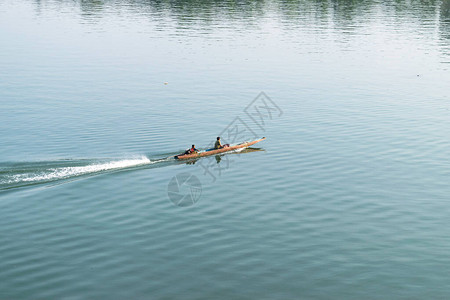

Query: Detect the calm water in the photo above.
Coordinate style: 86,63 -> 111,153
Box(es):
1,0 -> 450,298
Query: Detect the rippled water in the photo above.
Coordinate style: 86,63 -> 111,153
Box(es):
1,0 -> 450,298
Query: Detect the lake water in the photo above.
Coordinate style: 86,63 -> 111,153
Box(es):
1,0 -> 450,298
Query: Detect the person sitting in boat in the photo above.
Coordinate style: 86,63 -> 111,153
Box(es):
184,145 -> 198,154
214,137 -> 223,149
190,145 -> 198,153
214,137 -> 229,149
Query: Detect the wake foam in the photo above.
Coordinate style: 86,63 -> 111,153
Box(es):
2,157 -> 152,185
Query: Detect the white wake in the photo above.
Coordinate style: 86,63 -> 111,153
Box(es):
5,157 -> 152,184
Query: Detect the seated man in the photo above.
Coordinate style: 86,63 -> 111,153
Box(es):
190,145 -> 198,153
214,137 -> 223,149
214,137 -> 229,149
184,144 -> 198,155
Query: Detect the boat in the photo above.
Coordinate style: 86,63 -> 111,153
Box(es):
174,137 -> 266,160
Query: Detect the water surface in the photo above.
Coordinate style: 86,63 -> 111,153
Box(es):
1,0 -> 450,299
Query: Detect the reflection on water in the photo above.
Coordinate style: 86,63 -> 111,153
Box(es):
181,147 -> 264,166
441,0 -> 450,62
31,0 -> 450,60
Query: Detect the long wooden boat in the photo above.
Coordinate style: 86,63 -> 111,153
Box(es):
174,137 -> 266,160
